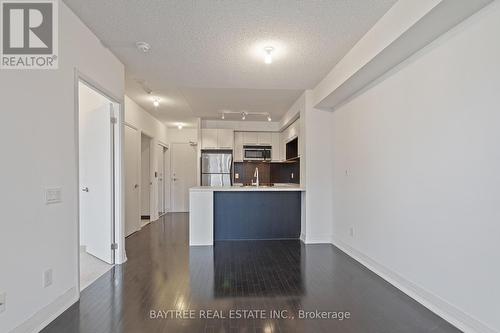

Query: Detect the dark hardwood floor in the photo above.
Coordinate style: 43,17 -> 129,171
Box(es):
42,213 -> 459,333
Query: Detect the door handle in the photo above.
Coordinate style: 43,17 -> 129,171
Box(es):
82,187 -> 89,192
172,178 -> 178,181
134,184 -> 139,189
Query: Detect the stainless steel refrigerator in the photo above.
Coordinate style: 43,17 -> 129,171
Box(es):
201,151 -> 232,186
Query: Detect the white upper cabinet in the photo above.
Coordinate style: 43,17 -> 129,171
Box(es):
257,132 -> 272,145
280,131 -> 286,161
201,129 -> 234,149
242,132 -> 258,145
234,132 -> 244,161
216,123 -> 301,161
289,123 -> 298,140
283,119 -> 299,142
242,132 -> 273,145
235,131 -> 281,160
201,129 -> 218,149
217,129 -> 234,149
271,132 -> 280,161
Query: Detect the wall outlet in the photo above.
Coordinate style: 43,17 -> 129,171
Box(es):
45,187 -> 62,204
0,292 -> 6,314
349,227 -> 355,238
43,269 -> 53,288
235,173 -> 239,179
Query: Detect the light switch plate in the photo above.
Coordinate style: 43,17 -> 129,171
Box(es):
235,173 -> 239,179
0,292 -> 6,313
45,187 -> 62,204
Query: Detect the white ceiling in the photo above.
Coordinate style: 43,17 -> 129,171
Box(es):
64,0 -> 397,126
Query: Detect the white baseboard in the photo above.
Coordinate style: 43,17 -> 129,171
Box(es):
304,235 -> 332,244
11,287 -> 78,333
331,236 -> 497,333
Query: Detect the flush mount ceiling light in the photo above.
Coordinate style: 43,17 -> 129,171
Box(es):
219,110 -> 272,122
152,97 -> 160,107
251,40 -> 286,64
177,124 -> 183,130
136,41 -> 151,53
264,46 -> 274,64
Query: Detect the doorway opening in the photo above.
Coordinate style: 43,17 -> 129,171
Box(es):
140,133 -> 152,226
171,142 -> 198,212
77,79 -> 120,291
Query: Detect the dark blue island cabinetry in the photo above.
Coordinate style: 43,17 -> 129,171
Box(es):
214,191 -> 301,241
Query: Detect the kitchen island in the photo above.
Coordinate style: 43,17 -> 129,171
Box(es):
189,185 -> 304,246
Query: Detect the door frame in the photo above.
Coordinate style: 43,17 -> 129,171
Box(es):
74,70 -> 126,299
157,143 -> 168,217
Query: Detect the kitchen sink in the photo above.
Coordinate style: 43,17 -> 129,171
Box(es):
240,183 -> 273,188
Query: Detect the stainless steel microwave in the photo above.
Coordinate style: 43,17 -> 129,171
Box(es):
243,145 -> 272,161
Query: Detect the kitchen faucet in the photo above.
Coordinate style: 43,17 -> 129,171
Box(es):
252,167 -> 260,186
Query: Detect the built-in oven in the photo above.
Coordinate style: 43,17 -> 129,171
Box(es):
243,145 -> 272,161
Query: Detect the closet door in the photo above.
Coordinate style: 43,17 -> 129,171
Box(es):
124,125 -> 140,236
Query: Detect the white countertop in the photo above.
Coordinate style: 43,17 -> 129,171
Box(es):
190,184 -> 304,192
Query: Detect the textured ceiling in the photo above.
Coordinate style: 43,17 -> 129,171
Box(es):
64,0 -> 397,126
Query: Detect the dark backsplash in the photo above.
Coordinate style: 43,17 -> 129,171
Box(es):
234,162 -> 271,184
270,161 -> 300,184
234,160 -> 300,184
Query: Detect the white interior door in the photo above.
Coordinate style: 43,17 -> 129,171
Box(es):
79,82 -> 114,264
157,145 -> 165,215
141,135 -> 151,217
124,125 -> 140,236
171,143 -> 197,212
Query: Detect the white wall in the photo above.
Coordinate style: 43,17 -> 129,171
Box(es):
0,2 -> 124,332
124,96 -> 168,144
328,3 -> 500,332
301,91 -> 334,243
167,128 -> 198,143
